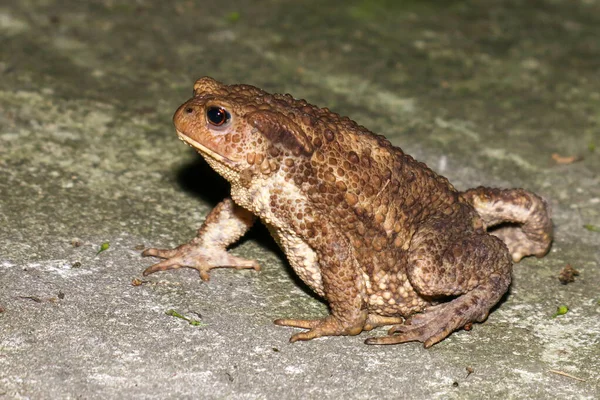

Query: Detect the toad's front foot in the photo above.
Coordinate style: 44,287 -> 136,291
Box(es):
274,314 -> 365,342
142,240 -> 260,281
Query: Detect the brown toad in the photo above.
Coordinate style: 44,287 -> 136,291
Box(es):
143,77 -> 552,347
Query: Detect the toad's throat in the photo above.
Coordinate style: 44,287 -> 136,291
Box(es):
175,130 -> 237,168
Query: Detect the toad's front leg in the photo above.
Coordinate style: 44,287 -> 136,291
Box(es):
142,198 -> 258,281
274,232 -> 369,341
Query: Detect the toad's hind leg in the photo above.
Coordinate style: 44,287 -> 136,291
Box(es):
461,187 -> 552,262
366,211 -> 512,347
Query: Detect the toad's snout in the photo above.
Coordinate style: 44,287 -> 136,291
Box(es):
173,99 -> 203,135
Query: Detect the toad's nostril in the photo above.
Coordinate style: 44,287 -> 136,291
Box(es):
185,107 -> 194,114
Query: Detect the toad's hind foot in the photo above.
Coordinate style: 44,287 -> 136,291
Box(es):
142,242 -> 260,281
365,287 -> 496,348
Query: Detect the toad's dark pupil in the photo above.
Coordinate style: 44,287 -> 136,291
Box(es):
206,106 -> 229,126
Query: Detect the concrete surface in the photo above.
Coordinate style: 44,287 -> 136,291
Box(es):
1,0 -> 599,399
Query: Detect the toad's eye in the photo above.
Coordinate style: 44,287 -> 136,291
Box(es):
206,106 -> 231,126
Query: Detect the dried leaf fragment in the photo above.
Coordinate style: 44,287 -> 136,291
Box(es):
551,153 -> 582,164
558,264 -> 579,285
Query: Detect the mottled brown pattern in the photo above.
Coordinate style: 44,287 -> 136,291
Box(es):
143,77 -> 553,347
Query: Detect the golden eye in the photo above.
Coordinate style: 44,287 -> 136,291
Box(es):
206,106 -> 231,126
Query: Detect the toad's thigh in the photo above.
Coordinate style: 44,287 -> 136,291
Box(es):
407,216 -> 512,297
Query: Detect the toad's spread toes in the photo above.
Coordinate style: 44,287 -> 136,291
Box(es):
142,198 -> 259,281
366,277 -> 505,347
142,243 -> 260,281
143,77 -> 553,347
275,313 -> 366,342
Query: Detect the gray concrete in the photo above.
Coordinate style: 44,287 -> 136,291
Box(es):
1,0 -> 599,398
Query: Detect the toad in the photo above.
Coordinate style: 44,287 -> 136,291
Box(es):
143,77 -> 552,347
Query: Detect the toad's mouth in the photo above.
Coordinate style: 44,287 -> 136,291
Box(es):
175,129 -> 237,169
